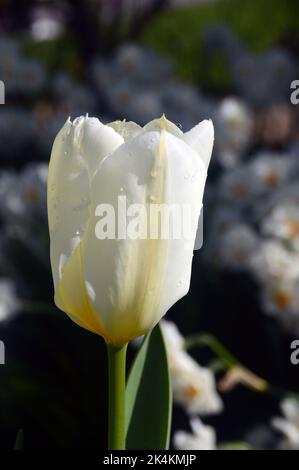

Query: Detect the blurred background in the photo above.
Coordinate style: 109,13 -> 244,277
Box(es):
1,0 -> 299,450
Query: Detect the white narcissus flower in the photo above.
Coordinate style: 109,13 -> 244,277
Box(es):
48,115 -> 214,346
262,201 -> 299,249
174,418 -> 217,450
272,398 -> 299,449
170,349 -> 223,415
249,240 -> 299,284
161,320 -> 223,415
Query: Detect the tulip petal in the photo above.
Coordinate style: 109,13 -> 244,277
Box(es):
55,240 -> 105,336
80,117 -> 124,176
108,120 -> 142,141
184,120 -> 214,169
48,116 -> 123,305
82,129 -> 206,346
48,118 -> 90,291
143,115 -> 183,138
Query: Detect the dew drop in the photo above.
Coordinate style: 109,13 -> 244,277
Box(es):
177,280 -> 182,286
150,169 -> 157,178
64,151 -> 68,156
50,184 -> 56,192
75,227 -> 84,237
149,195 -> 156,202
184,173 -> 189,180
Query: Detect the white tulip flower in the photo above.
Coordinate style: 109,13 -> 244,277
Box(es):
48,115 -> 213,346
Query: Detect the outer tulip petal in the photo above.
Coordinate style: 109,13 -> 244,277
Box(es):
48,118 -> 90,291
82,129 -> 206,346
48,116 -> 123,310
184,120 -> 214,169
55,240 -> 105,336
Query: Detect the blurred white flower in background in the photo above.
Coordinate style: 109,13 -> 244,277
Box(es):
215,97 -> 253,168
219,167 -> 257,206
249,152 -> 295,195
206,140 -> 299,336
173,418 -> 217,450
161,321 -> 223,416
30,7 -> 64,41
272,398 -> 299,449
260,280 -> 299,325
262,202 -> 299,250
91,43 -> 214,128
0,163 -> 48,223
215,223 -> 259,271
170,350 -> 223,415
0,279 -> 19,322
160,320 -> 185,351
249,240 -> 299,284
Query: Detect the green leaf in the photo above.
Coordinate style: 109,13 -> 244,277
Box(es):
218,441 -> 253,450
14,429 -> 24,450
125,324 -> 172,450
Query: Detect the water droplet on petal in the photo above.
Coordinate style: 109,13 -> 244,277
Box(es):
184,173 -> 189,180
75,227 -> 84,237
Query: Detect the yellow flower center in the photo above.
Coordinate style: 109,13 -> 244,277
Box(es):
272,290 -> 293,309
184,384 -> 199,399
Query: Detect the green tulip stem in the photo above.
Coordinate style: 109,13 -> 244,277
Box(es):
107,343 -> 127,450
